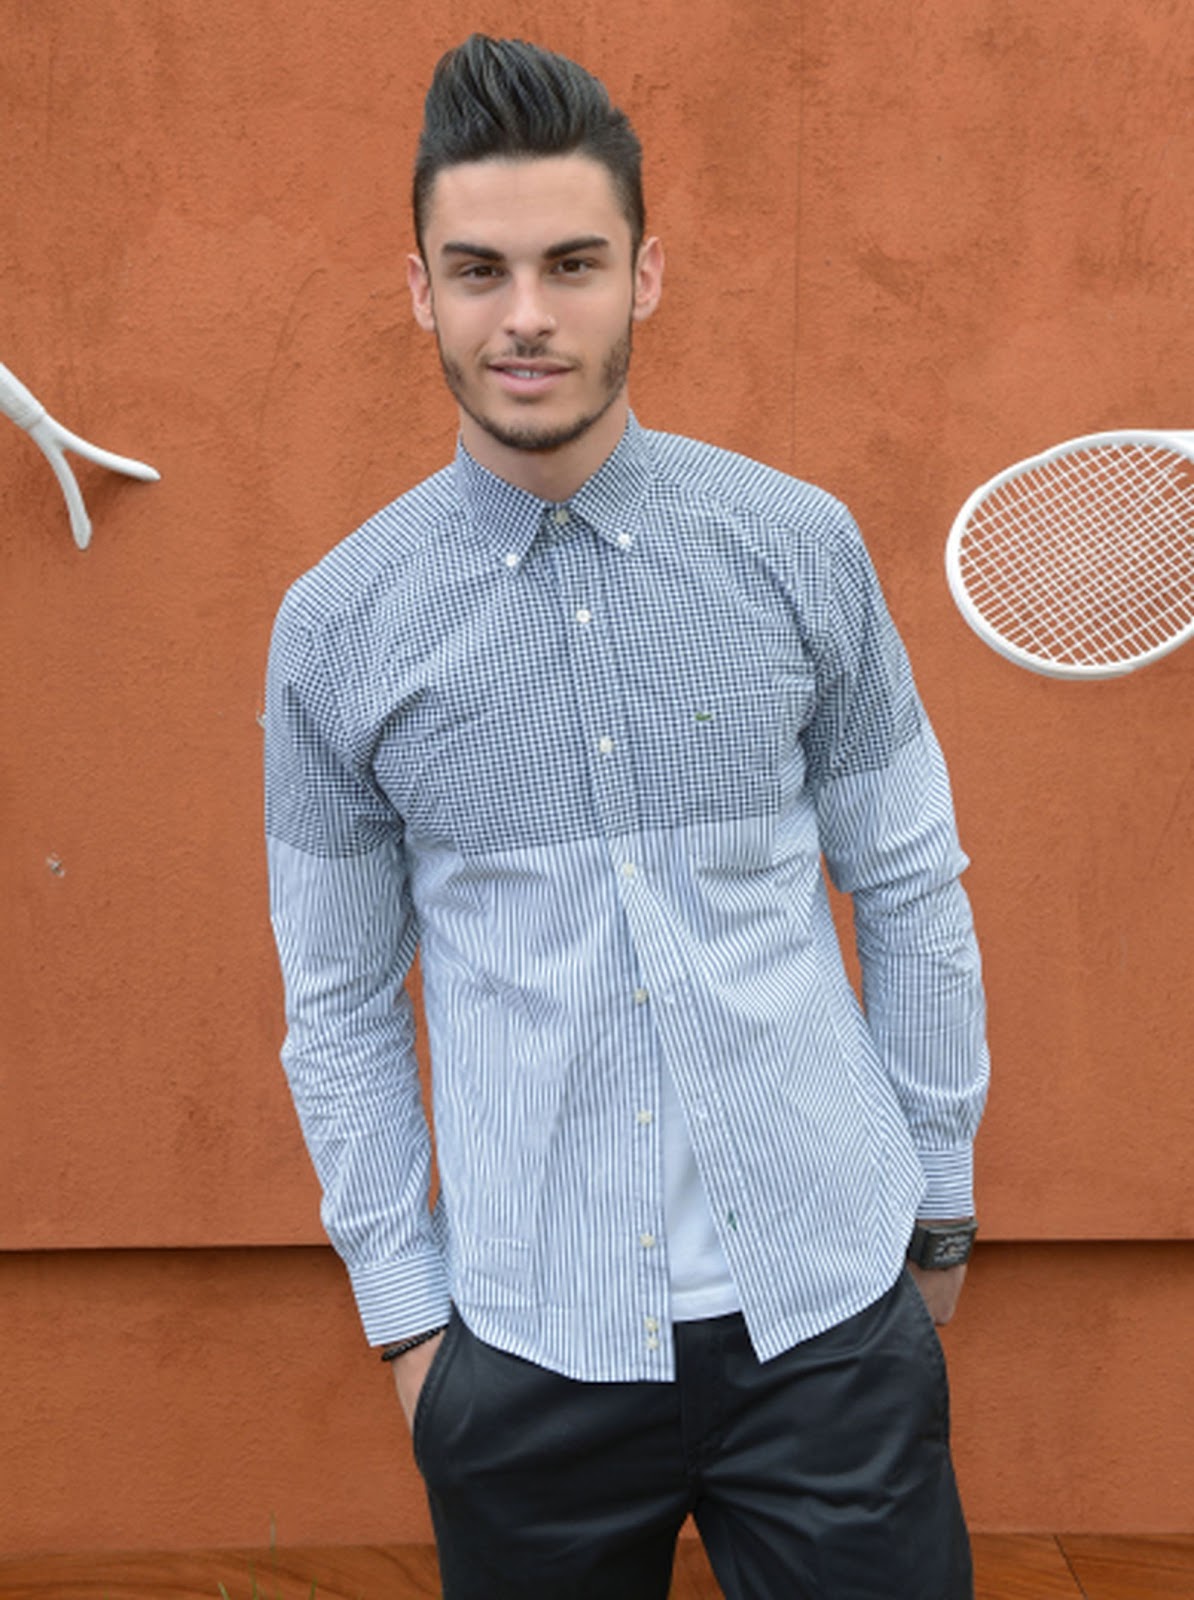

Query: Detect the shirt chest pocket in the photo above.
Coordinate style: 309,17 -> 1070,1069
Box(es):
639,671 -> 814,832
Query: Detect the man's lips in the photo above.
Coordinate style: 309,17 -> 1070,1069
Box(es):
487,357 -> 574,395
488,356 -> 572,373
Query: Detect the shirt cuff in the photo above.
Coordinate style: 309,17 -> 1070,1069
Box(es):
349,1249 -> 452,1347
916,1144 -> 976,1220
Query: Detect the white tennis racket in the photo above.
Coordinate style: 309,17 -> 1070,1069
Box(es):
945,430 -> 1194,679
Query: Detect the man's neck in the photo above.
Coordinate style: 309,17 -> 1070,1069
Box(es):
459,395 -> 630,502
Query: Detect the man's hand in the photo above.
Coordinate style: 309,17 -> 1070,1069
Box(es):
391,1330 -> 446,1430
906,1262 -> 967,1326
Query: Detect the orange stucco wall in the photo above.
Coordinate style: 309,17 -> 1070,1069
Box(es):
2,0 -> 1192,1555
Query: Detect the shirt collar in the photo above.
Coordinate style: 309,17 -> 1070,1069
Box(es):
452,413 -> 652,563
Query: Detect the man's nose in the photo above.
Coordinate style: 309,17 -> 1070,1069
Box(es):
503,273 -> 557,344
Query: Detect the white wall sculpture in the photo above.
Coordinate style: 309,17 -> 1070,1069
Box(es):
0,361 -> 159,550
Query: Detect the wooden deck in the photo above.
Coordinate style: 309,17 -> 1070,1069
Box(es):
1,1535 -> 1192,1598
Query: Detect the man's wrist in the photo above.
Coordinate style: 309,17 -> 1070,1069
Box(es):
378,1324 -> 448,1363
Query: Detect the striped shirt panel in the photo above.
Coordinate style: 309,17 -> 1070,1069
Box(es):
265,416 -> 989,1381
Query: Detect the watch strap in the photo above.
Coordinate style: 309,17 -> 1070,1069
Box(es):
907,1219 -> 978,1270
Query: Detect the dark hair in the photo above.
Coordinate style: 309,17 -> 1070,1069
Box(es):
413,35 -> 645,257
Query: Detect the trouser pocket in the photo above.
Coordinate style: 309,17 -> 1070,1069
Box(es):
410,1309 -> 461,1473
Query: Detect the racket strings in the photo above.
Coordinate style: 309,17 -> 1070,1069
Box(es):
980,452 -> 1191,647
975,449 -> 1194,608
958,442 -> 1194,667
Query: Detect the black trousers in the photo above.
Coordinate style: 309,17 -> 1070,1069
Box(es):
413,1272 -> 973,1599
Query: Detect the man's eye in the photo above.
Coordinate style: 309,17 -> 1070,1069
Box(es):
460,264 -> 501,281
554,258 -> 594,275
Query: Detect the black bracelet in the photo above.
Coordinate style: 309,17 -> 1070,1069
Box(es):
379,1324 -> 448,1363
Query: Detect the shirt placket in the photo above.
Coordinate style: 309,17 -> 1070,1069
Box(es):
545,505 -> 671,1371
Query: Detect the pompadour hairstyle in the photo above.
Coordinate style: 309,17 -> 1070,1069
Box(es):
413,35 -> 645,257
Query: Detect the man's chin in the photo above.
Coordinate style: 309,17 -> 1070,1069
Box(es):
485,424 -> 584,455
466,405 -> 609,457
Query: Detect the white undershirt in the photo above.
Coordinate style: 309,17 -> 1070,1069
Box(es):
660,1062 -> 742,1321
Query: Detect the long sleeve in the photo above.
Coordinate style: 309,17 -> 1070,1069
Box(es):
264,592 -> 450,1344
808,515 -> 989,1218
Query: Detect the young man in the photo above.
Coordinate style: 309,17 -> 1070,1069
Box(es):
266,34 -> 988,1599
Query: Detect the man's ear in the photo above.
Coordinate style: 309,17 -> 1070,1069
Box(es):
632,236 -> 664,324
408,253 -> 436,332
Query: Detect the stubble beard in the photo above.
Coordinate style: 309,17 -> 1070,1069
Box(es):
439,325 -> 633,455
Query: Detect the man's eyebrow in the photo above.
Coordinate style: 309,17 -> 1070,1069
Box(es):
543,235 -> 611,259
440,241 -> 505,262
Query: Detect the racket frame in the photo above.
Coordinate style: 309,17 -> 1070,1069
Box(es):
945,429 -> 1194,679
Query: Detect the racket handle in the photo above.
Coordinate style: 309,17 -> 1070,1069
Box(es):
0,361 -> 48,431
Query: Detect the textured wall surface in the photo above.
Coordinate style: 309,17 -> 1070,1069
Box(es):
2,0 -> 1192,1554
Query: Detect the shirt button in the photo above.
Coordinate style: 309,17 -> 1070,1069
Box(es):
646,1335 -> 660,1351
639,1232 -> 656,1249
554,507 -> 570,525
504,552 -> 519,569
633,987 -> 649,1005
621,862 -> 636,878
576,608 -> 592,625
598,735 -> 615,755
617,532 -> 633,549
644,1316 -> 659,1332
636,1108 -> 653,1125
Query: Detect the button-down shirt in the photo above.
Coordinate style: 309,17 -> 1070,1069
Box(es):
264,416 -> 989,1382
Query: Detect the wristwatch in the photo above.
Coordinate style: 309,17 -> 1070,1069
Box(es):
907,1219 -> 978,1270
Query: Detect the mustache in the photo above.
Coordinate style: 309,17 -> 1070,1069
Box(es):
498,342 -> 565,361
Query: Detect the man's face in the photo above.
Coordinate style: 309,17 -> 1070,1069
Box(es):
409,153 -> 662,491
